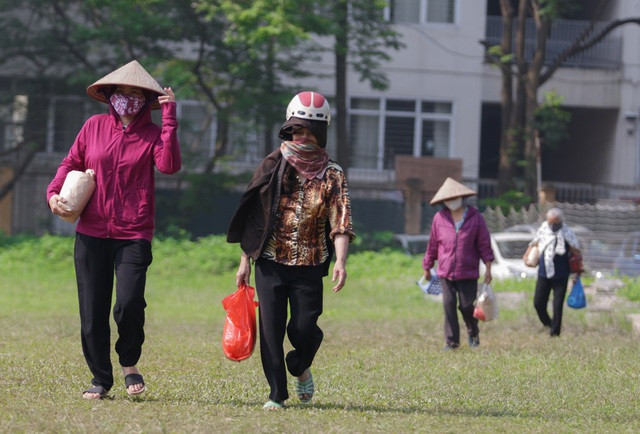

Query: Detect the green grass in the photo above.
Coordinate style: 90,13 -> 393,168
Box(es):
1,235 -> 640,432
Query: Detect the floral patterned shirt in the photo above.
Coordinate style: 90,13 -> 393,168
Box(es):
262,161 -> 355,266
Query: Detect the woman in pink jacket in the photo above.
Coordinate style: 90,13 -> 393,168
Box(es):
422,178 -> 494,350
46,61 -> 180,399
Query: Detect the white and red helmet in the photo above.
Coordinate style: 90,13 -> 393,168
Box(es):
286,91 -> 331,125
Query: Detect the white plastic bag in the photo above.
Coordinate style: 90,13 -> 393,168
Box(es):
473,283 -> 498,321
58,169 -> 96,223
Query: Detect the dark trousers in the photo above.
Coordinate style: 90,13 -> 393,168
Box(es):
254,258 -> 324,402
440,279 -> 479,347
534,276 -> 569,336
74,233 -> 152,390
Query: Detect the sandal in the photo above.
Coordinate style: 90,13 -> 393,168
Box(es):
296,371 -> 314,403
82,385 -> 108,400
124,373 -> 146,396
262,400 -> 285,410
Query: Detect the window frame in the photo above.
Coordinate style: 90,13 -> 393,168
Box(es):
349,96 -> 454,171
387,0 -> 457,25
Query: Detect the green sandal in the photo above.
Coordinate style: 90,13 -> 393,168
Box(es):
296,372 -> 314,403
263,400 -> 285,410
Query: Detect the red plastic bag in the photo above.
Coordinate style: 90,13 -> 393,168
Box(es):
221,283 -> 259,362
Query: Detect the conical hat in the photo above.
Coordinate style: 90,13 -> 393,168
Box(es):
86,60 -> 166,110
430,177 -> 476,205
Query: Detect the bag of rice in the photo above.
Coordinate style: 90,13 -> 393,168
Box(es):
58,169 -> 96,223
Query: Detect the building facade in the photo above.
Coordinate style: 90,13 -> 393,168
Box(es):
2,0 -> 640,235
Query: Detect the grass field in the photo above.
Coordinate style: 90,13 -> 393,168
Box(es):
1,235 -> 639,432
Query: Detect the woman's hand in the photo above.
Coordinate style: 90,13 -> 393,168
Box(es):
48,194 -> 75,219
424,268 -> 432,281
235,254 -> 251,287
158,87 -> 175,105
484,261 -> 492,284
332,260 -> 347,292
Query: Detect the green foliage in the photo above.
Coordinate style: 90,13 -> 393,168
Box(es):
0,234 -> 74,270
488,45 -> 514,64
2,231 -> 640,431
349,231 -> 403,253
534,90 -> 571,150
480,190 -> 533,210
617,275 -> 640,302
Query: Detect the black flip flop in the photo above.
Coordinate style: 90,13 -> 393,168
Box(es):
82,385 -> 108,400
124,373 -> 146,396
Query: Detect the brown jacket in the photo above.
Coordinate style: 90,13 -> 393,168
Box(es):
226,149 -> 334,275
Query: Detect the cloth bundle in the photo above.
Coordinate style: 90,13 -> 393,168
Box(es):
58,169 -> 96,223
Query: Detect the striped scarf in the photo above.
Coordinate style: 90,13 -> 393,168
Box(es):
280,141 -> 329,180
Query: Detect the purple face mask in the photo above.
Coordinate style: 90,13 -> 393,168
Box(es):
110,93 -> 145,117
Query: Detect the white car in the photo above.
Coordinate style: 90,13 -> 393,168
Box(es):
480,232 -> 538,280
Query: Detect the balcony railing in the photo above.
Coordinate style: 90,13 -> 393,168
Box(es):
485,16 -> 622,70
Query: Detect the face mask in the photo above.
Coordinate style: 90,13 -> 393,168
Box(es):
550,222 -> 562,232
444,197 -> 462,211
110,93 -> 145,117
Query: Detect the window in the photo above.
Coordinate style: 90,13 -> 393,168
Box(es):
46,97 -> 102,153
349,97 -> 453,170
391,0 -> 455,24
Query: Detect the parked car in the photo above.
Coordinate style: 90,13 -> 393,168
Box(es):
504,223 -> 593,237
480,232 -> 538,280
613,231 -> 640,276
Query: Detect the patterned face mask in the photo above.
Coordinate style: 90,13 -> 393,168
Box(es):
109,93 -> 145,117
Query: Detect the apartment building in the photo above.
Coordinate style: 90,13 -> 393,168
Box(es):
2,0 -> 640,235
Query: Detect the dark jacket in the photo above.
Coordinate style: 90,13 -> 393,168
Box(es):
227,149 -> 333,275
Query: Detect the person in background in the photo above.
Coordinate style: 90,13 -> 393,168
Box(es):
422,177 -> 494,350
227,91 -> 355,410
47,60 -> 180,399
529,208 -> 581,336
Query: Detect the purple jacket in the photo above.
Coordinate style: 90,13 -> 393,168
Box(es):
422,206 -> 494,281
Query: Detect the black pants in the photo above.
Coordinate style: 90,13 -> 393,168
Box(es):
534,276 -> 569,336
74,233 -> 152,390
254,258 -> 324,402
440,279 -> 479,347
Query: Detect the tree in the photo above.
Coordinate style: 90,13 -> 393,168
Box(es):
0,0 -> 180,201
311,0 -> 403,167
190,0 -> 319,168
485,0 -> 640,200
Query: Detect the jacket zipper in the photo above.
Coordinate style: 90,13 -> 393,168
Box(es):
107,127 -> 126,237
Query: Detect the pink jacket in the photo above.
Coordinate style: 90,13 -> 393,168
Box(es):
47,102 -> 181,241
422,206 -> 494,281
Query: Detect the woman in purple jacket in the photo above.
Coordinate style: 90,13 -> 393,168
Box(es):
47,61 -> 180,399
423,178 -> 494,349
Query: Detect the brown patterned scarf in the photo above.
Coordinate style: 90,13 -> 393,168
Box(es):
280,140 -> 329,180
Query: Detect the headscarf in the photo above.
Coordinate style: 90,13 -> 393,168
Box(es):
278,117 -> 328,148
532,221 -> 580,278
280,141 -> 329,181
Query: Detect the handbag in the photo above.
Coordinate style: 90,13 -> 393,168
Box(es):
473,283 -> 499,321
566,276 -> 586,309
569,251 -> 584,273
523,244 -> 540,267
221,283 -> 259,362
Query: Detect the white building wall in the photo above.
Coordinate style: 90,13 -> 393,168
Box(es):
300,0 -> 640,186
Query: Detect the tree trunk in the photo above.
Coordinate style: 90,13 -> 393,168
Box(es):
204,116 -> 229,174
523,4 -> 551,200
497,0 -> 514,194
335,0 -> 349,168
